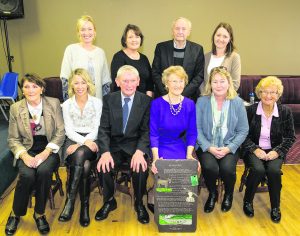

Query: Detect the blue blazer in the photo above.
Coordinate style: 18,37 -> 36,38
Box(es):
196,95 -> 249,153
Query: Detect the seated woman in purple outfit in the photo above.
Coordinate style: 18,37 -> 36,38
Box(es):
150,66 -> 197,173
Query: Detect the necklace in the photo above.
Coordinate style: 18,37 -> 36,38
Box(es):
168,94 -> 183,116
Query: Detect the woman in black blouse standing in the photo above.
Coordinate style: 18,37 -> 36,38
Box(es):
110,24 -> 153,97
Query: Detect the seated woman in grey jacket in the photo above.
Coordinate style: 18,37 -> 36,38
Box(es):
196,66 -> 248,213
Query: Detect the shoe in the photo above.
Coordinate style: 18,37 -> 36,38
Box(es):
270,208 -> 281,223
95,198 -> 117,221
33,214 -> 50,235
58,166 -> 83,222
135,204 -> 149,224
243,201 -> 254,217
5,215 -> 20,235
204,191 -> 217,213
79,176 -> 90,227
221,194 -> 233,212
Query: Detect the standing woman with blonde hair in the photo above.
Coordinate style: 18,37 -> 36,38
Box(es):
60,15 -> 111,101
200,22 -> 241,94
59,68 -> 102,227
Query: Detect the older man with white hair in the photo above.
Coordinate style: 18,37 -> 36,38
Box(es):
152,17 -> 205,101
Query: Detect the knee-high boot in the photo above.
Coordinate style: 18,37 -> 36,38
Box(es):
59,166 -> 83,222
79,175 -> 90,227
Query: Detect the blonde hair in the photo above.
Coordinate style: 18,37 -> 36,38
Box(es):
162,66 -> 188,91
255,76 -> 283,99
172,17 -> 192,31
68,68 -> 95,97
76,15 -> 96,41
203,66 -> 237,99
116,65 -> 140,80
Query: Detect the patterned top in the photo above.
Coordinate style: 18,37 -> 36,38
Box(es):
60,43 -> 111,100
62,95 -> 102,145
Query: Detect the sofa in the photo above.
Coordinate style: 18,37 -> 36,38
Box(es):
238,75 -> 300,125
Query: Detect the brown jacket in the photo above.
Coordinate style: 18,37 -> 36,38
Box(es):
200,51 -> 241,94
8,96 -> 65,166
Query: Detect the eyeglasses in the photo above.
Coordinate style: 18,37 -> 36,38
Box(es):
260,91 -> 278,96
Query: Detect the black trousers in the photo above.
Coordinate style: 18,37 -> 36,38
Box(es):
12,153 -> 59,216
244,153 -> 283,208
101,150 -> 148,204
196,148 -> 239,195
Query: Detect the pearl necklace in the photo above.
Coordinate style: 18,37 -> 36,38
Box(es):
168,94 -> 183,116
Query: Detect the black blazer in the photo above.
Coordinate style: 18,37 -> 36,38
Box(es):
242,103 -> 296,159
98,91 -> 151,156
152,40 -> 204,101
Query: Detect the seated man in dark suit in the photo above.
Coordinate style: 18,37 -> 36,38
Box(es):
95,65 -> 151,224
152,17 -> 205,101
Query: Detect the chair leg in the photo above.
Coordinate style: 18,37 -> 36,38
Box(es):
0,104 -> 8,121
239,167 -> 249,192
217,178 -> 223,203
48,189 -> 55,209
55,170 -> 64,196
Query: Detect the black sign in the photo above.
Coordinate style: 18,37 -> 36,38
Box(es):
154,159 -> 198,232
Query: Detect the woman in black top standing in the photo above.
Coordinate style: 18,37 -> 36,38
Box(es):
111,24 -> 153,97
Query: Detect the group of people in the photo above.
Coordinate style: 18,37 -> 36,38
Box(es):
4,15 -> 295,236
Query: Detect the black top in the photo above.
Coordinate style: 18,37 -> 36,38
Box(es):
242,103 -> 296,160
110,50 -> 154,93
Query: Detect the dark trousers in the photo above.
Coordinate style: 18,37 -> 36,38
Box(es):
196,148 -> 239,195
244,153 -> 283,208
101,150 -> 148,205
66,145 -> 97,178
13,153 -> 59,216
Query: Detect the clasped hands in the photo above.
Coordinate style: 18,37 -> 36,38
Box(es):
208,146 -> 231,159
21,149 -> 51,168
97,150 -> 147,173
254,148 -> 279,161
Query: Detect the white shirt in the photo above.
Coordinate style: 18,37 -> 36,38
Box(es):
207,55 -> 225,76
62,94 -> 103,145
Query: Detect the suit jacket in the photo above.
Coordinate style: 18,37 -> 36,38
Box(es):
98,91 -> 151,156
152,40 -> 204,101
242,103 -> 296,159
8,96 -> 65,166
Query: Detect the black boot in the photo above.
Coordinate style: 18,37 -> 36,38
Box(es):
59,166 -> 83,222
79,176 -> 90,227
204,191 -> 218,213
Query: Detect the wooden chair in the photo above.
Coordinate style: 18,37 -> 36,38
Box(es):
114,162 -> 134,203
28,167 -> 64,209
198,172 -> 224,203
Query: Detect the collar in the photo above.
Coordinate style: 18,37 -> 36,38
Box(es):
173,40 -> 186,49
121,92 -> 135,102
256,101 -> 279,117
27,98 -> 43,113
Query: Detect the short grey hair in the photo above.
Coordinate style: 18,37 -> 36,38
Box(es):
116,65 -> 139,79
172,17 -> 192,31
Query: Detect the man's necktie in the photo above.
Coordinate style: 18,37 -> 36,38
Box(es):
122,97 -> 131,133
